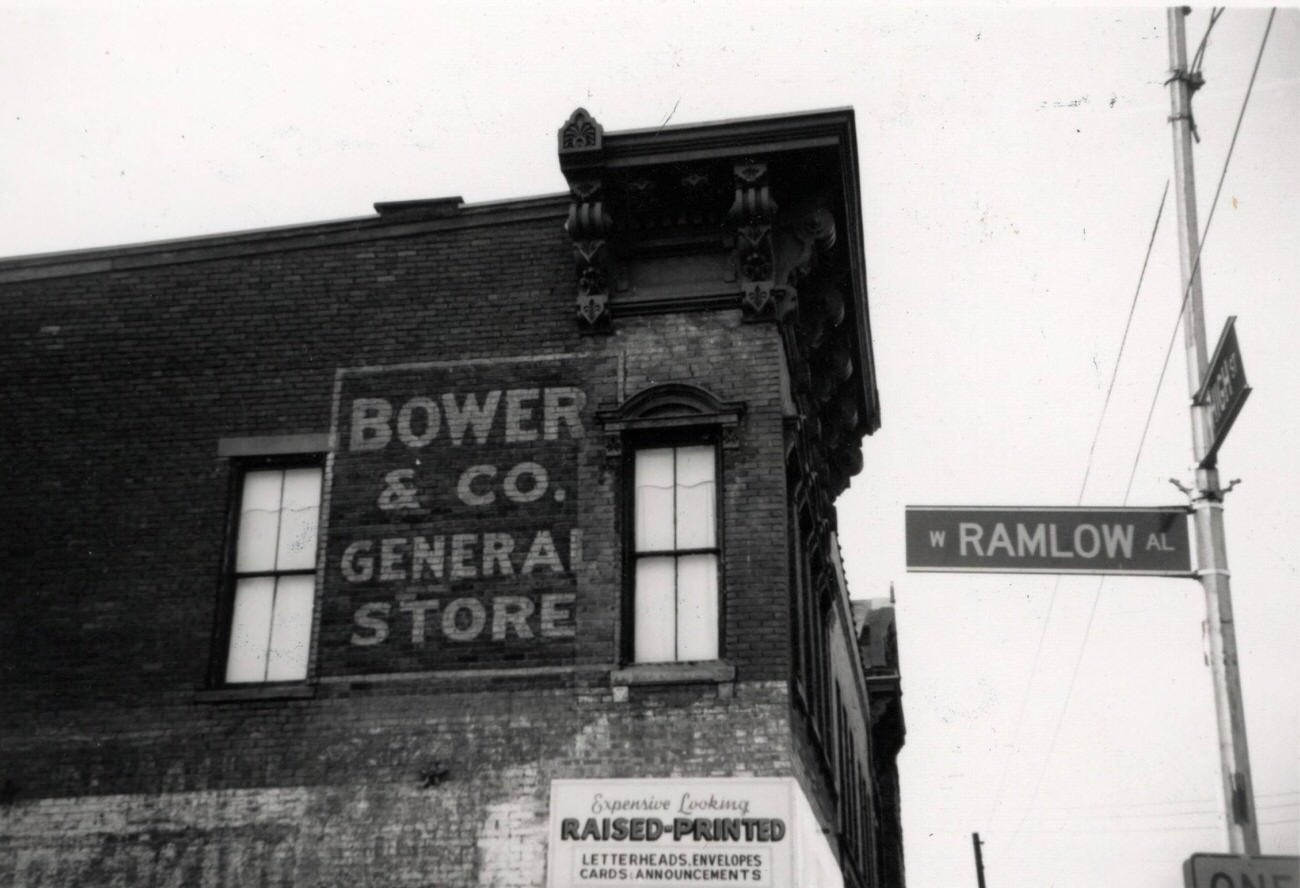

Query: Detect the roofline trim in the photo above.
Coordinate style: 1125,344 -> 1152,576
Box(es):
0,192 -> 570,282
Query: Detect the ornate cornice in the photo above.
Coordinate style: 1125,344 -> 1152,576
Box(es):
556,107 -> 880,500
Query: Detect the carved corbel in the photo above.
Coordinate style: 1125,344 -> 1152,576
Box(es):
567,178 -> 614,333
602,431 -> 624,474
779,207 -> 838,288
559,109 -> 615,333
728,163 -> 779,321
721,424 -> 742,451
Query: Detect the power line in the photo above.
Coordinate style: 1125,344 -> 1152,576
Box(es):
1190,8 -> 1226,77
1020,817 -> 1299,835
1183,7 -> 1226,143
1030,795 -> 1300,813
1078,181 -> 1171,501
1007,7 -> 1278,851
1030,799 -> 1300,821
985,181 -> 1172,829
1126,7 -> 1277,497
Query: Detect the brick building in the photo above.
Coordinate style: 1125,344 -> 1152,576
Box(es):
0,108 -> 904,887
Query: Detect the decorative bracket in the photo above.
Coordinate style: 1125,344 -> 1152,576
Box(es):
558,107 -> 604,156
782,207 -> 837,288
728,163 -> 779,321
559,110 -> 615,333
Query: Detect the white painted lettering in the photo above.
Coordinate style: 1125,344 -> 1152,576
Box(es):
541,593 -> 577,637
986,522 -> 1015,557
411,535 -> 444,581
491,595 -> 535,640
482,532 -> 516,577
504,388 -> 540,443
544,387 -> 587,440
451,533 -> 478,579
380,537 -> 408,581
351,602 -> 390,645
522,530 -> 565,574
1017,523 -> 1047,557
1049,525 -> 1073,558
442,391 -> 501,445
349,398 -> 393,451
351,388 -> 587,449
928,529 -> 946,548
1074,524 -> 1101,559
1103,523 -> 1135,559
457,464 -> 497,507
377,468 -> 421,511
442,598 -> 487,641
958,523 -> 985,557
396,396 -> 441,447
342,540 -> 375,582
399,597 -> 439,645
503,461 -> 548,504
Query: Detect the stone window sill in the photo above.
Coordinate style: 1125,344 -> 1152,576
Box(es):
193,683 -> 317,704
610,660 -> 736,687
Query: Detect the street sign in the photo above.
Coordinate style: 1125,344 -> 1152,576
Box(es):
1184,853 -> 1299,888
1195,315 -> 1252,467
905,506 -> 1193,576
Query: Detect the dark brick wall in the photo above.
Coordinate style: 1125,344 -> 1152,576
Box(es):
0,207 -> 819,886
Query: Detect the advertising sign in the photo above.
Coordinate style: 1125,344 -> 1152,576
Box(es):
905,506 -> 1193,576
322,357 -> 588,675
547,779 -> 798,888
1183,853 -> 1299,888
1195,316 -> 1252,467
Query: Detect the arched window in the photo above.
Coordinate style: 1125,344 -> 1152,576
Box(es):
599,384 -> 745,664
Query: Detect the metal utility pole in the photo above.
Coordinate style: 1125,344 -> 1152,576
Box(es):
972,832 -> 987,888
1165,5 -> 1260,856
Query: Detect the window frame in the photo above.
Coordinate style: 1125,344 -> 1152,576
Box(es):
209,452 -> 325,688
624,432 -> 724,665
597,382 -> 745,673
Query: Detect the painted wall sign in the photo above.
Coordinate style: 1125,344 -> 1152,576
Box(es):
547,779 -> 804,888
1183,853 -> 1299,888
1195,316 -> 1252,467
323,358 -> 587,674
905,506 -> 1193,576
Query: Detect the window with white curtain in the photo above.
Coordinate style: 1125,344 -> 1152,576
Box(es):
632,443 -> 720,663
223,463 -> 322,683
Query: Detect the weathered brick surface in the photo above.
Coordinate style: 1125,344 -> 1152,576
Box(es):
1,682 -> 794,887
0,207 -> 810,886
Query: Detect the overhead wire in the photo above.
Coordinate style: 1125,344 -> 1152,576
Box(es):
986,182 -> 1170,827
1125,6 -> 1276,496
1006,6 -> 1279,850
1190,8 -> 1226,77
1182,7 -> 1225,142
1030,792 -> 1300,812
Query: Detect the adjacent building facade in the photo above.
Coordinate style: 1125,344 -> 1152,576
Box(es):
0,108 -> 903,887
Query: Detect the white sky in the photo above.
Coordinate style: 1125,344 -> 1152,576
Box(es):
3,3 -> 1297,887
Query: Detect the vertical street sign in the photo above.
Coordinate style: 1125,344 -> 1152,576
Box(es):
1194,316 -> 1251,467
